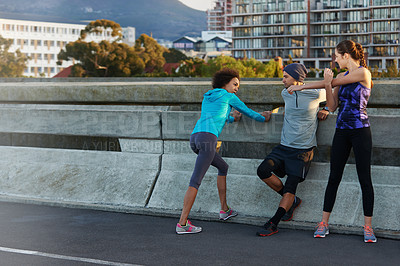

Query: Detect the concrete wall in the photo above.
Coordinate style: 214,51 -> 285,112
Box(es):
0,79 -> 399,108
0,80 -> 399,239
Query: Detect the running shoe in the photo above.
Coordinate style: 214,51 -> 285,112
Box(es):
314,222 -> 329,238
219,207 -> 238,221
256,221 -> 278,237
363,225 -> 377,243
281,196 -> 302,221
176,220 -> 202,234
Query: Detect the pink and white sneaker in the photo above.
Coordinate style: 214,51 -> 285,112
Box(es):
176,220 -> 202,234
219,207 -> 238,221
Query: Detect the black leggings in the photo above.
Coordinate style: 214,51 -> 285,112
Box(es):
323,127 -> 374,217
189,132 -> 229,189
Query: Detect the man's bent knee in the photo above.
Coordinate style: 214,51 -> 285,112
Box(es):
257,159 -> 275,180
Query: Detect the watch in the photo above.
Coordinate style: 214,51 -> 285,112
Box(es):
323,106 -> 329,111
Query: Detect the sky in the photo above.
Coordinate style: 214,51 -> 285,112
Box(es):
178,0 -> 215,11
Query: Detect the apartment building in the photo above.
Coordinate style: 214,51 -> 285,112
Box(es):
207,0 -> 233,31
0,18 -> 135,77
231,0 -> 400,69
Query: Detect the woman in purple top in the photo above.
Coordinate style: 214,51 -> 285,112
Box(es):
288,40 -> 376,243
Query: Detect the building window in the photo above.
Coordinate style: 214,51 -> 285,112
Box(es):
253,27 -> 264,36
236,1 -> 249,14
253,38 -> 262,48
324,11 -> 339,21
253,1 -> 266,13
373,21 -> 389,32
373,46 -> 389,56
374,8 -> 389,18
234,51 -> 244,58
391,7 -> 400,18
289,13 -> 306,23
253,15 -> 263,24
173,43 -> 185,48
373,33 -> 399,44
315,24 -> 339,34
288,37 -> 305,47
373,0 -> 389,6
32,26 -> 42,33
319,61 -> 331,68
290,0 -> 305,11
329,0 -> 342,8
352,35 -> 370,45
264,14 -> 284,24
314,48 -> 335,58
234,27 -> 252,37
348,23 -> 368,34
288,25 -> 305,35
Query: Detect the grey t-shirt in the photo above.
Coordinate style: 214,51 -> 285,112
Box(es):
281,88 -> 326,149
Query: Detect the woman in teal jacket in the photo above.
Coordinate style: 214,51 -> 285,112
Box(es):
176,68 -> 271,234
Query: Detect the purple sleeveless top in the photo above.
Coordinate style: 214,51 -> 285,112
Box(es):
336,69 -> 371,129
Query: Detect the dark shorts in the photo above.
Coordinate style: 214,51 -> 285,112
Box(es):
266,144 -> 314,182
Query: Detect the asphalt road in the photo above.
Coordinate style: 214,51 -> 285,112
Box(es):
0,201 -> 398,266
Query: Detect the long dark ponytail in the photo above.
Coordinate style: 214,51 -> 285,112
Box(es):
336,40 -> 367,68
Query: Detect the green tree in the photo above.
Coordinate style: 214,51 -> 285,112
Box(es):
80,19 -> 123,41
58,19 -> 145,77
0,35 -> 28,77
163,48 -> 188,63
381,64 -> 400,78
135,34 -> 168,72
287,54 -> 294,65
264,58 -> 283,78
176,58 -> 205,77
174,55 -> 285,78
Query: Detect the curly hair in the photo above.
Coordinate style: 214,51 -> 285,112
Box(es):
212,68 -> 240,89
336,40 -> 367,68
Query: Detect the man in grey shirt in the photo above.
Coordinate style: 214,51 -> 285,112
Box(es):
256,63 -> 328,236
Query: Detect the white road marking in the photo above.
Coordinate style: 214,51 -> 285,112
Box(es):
0,246 -> 142,266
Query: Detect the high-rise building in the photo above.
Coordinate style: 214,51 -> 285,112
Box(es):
0,18 -> 135,77
231,0 -> 400,69
207,0 -> 233,31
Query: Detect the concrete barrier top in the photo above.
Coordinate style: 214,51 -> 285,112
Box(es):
0,80 -> 398,107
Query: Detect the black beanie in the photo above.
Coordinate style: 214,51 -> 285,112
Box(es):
283,63 -> 308,82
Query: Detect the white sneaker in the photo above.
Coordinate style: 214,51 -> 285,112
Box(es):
176,220 -> 202,234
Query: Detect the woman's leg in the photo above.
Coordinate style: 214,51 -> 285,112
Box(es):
211,152 -> 230,211
179,133 -> 216,225
217,175 -> 228,211
322,129 -> 352,220
179,186 -> 198,226
351,128 -> 374,223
